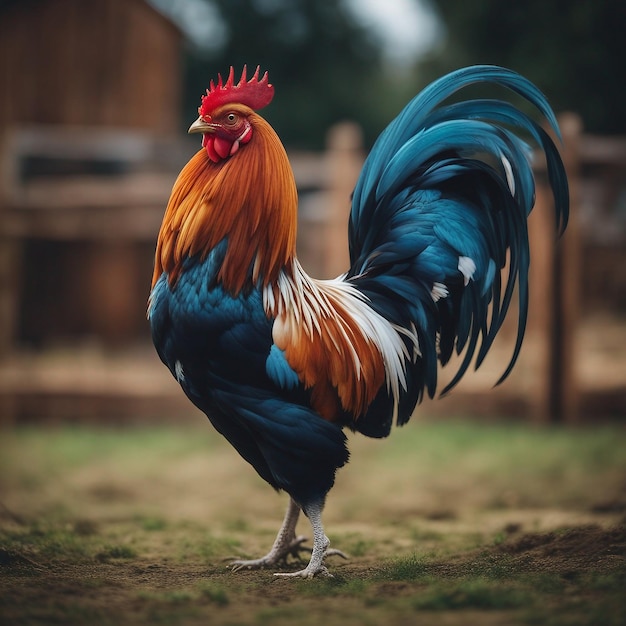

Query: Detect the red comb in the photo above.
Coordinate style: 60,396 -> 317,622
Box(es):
199,66 -> 274,117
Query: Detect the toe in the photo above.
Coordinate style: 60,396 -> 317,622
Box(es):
274,565 -> 333,579
325,548 -> 349,560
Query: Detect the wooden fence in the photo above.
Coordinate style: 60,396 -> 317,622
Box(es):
0,115 -> 624,423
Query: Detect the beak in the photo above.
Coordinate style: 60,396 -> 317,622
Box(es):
188,116 -> 214,134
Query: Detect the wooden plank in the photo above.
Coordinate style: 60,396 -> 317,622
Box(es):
0,239 -> 22,355
0,205 -> 165,241
323,122 -> 363,278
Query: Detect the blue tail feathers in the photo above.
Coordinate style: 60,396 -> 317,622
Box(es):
348,65 -> 569,430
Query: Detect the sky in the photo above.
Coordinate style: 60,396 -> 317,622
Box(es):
149,0 -> 443,66
345,0 -> 442,64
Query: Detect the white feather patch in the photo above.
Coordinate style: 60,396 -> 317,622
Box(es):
174,360 -> 185,383
431,282 -> 449,302
264,260 -> 420,415
458,256 -> 476,286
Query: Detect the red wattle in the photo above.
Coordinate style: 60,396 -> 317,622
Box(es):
205,138 -> 221,163
213,136 -> 232,159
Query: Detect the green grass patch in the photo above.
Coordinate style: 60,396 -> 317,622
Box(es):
96,544 -> 137,561
335,532 -> 376,557
294,575 -> 368,597
138,589 -> 197,604
376,554 -> 430,581
197,581 -> 230,606
137,515 -> 168,531
0,523 -> 93,561
412,577 -> 531,610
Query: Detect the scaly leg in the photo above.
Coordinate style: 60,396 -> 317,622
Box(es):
230,498 -> 308,571
274,501 -> 342,578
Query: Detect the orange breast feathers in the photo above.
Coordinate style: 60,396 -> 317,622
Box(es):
152,112 -> 298,294
264,261 -> 419,423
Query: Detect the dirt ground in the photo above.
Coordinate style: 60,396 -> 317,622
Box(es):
0,422 -> 625,625
1,523 -> 624,626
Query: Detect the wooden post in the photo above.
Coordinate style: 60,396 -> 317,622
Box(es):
324,122 -> 364,278
527,183 -> 556,422
526,112 -> 581,422
0,128 -> 20,355
551,113 -> 582,422
0,239 -> 21,355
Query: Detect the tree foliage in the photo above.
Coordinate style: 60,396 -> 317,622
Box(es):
180,0 -> 625,144
183,0 -> 399,148
421,0 -> 626,133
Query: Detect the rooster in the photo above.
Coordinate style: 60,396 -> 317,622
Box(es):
149,65 -> 568,578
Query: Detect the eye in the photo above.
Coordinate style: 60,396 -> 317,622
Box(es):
225,113 -> 238,125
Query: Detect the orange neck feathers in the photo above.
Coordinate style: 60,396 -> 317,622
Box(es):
152,113 -> 298,294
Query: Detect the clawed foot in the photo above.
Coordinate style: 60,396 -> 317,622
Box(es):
229,539 -> 348,577
275,564 -> 333,579
228,498 -> 347,578
272,546 -> 348,578
229,535 -> 311,572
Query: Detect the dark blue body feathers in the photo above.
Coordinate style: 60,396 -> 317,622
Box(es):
150,252 -> 349,506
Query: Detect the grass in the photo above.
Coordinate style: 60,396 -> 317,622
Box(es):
376,553 -> 430,581
411,577 -> 531,610
0,419 -> 625,625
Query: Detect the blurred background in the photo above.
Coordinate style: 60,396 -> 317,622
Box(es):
0,0 -> 624,424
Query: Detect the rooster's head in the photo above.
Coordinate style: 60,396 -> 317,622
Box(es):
188,65 -> 274,163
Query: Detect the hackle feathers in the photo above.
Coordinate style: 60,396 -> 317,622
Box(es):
152,111 -> 297,294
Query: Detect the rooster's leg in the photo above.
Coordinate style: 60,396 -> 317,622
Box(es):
230,497 -> 308,571
274,501 -> 345,578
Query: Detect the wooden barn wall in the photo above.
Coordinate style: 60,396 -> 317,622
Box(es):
0,0 -> 182,132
